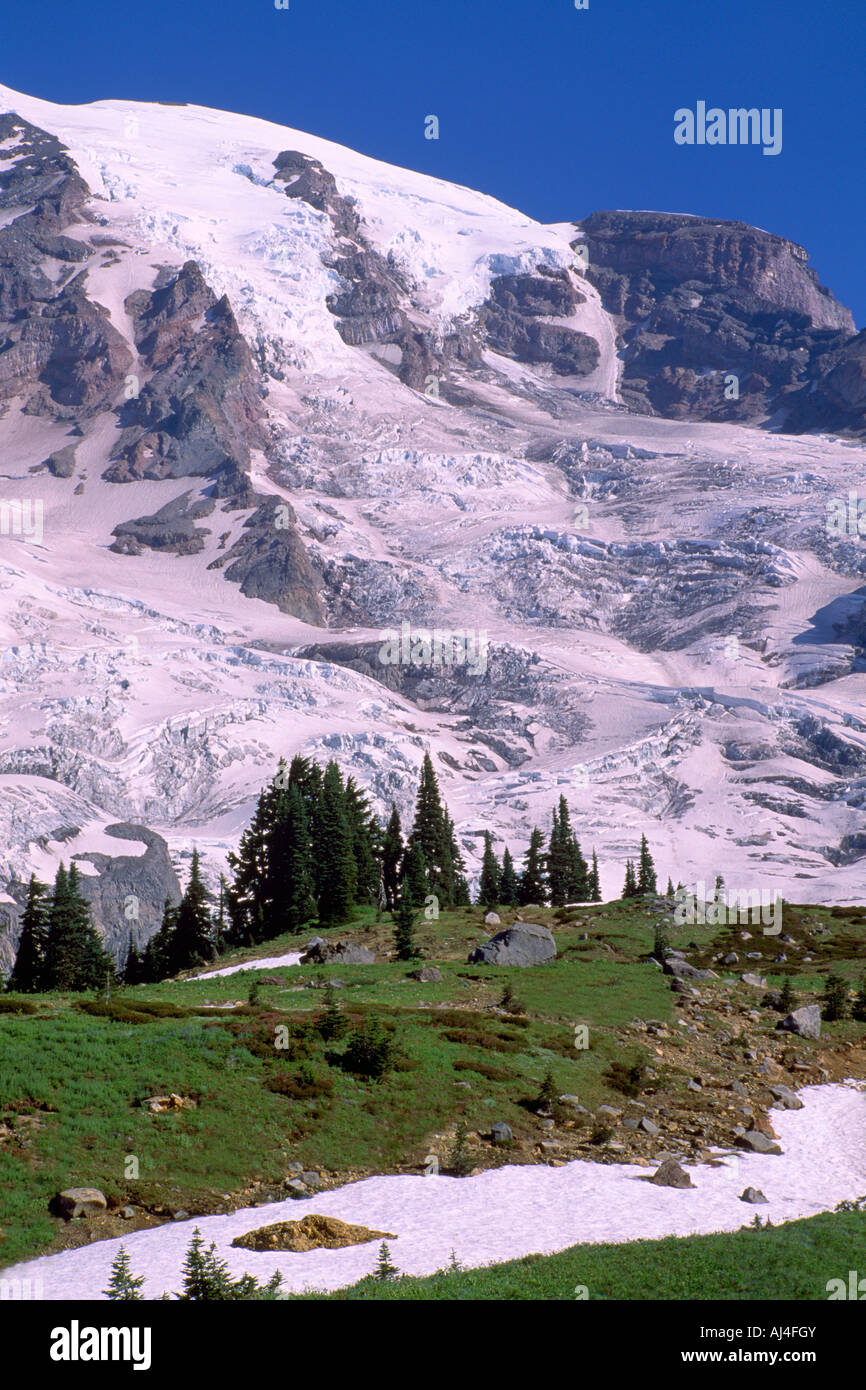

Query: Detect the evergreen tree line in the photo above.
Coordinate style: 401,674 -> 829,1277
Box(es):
7,863 -> 114,994
476,795 -> 603,908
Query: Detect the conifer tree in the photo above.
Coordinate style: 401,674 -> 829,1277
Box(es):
853,976 -> 866,1024
499,847 -> 519,907
381,805 -> 404,911
547,804 -> 568,907
140,899 -> 178,983
103,1246 -> 145,1301
408,752 -> 454,907
344,776 -> 380,907
122,933 -> 143,987
316,761 -> 357,925
446,815 -> 471,906
8,875 -> 49,993
393,897 -> 422,961
666,877 -> 675,898
270,784 -> 316,932
226,787 -> 276,946
637,835 -> 658,895
588,850 -> 602,903
172,850 -> 215,971
400,839 -> 428,910
622,859 -> 638,899
478,832 -> 501,907
43,863 -> 114,992
519,827 -> 547,905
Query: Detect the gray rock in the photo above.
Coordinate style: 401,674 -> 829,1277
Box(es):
172,1209 -> 190,1221
777,1005 -> 821,1040
596,1104 -> 622,1120
285,1179 -> 308,1196
769,1085 -> 804,1111
119,1206 -> 136,1220
742,1130 -> 783,1155
301,1171 -> 322,1188
408,965 -> 442,983
741,972 -> 767,988
50,1187 -> 107,1219
491,1122 -> 513,1144
740,1187 -> 768,1204
484,912 -> 501,926
723,952 -> 739,965
650,1158 -> 694,1189
468,921 -> 556,967
301,938 -> 376,965
640,1116 -> 660,1136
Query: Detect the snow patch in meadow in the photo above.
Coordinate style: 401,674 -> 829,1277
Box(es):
4,1083 -> 863,1300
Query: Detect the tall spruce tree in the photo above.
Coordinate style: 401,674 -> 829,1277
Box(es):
225,785 -> 277,946
43,863 -> 114,992
478,833 -> 501,907
344,777 -> 380,907
446,815 -> 471,906
122,933 -> 143,987
499,848 -> 519,907
315,761 -> 357,926
172,850 -> 215,971
381,806 -> 404,911
519,827 -> 547,905
547,805 -> 568,907
408,752 -> 454,908
636,834 -> 658,895
393,897 -> 422,961
8,875 -> 49,993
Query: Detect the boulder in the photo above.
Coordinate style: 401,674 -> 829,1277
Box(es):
408,965 -> 442,983
740,1187 -> 768,1204
484,912 -> 501,926
640,1116 -> 660,1136
769,1084 -> 804,1111
777,1005 -> 821,1040
50,1187 -> 107,1219
663,957 -> 713,981
742,1130 -> 782,1155
740,972 -> 767,989
467,921 -> 556,967
490,1122 -> 513,1144
301,938 -> 375,965
650,1159 -> 694,1189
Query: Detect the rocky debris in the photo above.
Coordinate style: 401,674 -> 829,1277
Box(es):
143,1094 -> 197,1114
232,1214 -> 397,1253
407,965 -> 442,983
640,1116 -> 660,1136
777,1005 -> 821,1040
50,1187 -> 107,1219
491,1122 -> 513,1144
650,1158 -> 694,1189
468,921 -> 556,966
300,937 -> 375,965
740,1187 -> 768,1204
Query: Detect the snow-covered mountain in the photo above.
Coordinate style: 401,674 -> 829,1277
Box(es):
0,83 -> 864,965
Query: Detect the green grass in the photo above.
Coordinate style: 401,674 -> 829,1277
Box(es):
286,1207 -> 866,1300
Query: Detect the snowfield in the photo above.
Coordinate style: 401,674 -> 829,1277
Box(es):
3,1082 -> 863,1299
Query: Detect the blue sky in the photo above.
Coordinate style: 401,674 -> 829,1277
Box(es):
3,0 -> 863,325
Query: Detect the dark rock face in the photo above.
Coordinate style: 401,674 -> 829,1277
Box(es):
478,266 -> 599,377
70,823 -> 181,964
111,490 -> 216,556
575,210 -> 860,431
0,114 -> 134,420
106,261 -> 267,488
208,496 -> 325,623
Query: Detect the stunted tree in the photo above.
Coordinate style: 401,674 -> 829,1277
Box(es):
637,834 -> 658,895
381,805 -> 404,911
588,850 -> 602,903
499,848 -> 519,907
622,859 -> 638,899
